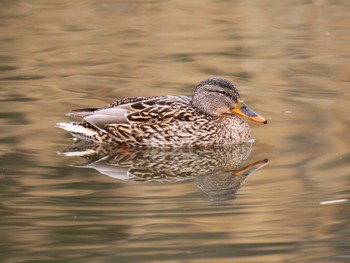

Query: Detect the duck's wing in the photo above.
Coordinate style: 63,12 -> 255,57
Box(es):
66,95 -> 195,133
119,95 -> 196,123
67,96 -> 157,118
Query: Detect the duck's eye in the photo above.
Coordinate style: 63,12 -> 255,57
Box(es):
213,90 -> 229,96
242,105 -> 247,110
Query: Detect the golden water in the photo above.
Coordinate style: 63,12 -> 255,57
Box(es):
0,1 -> 349,262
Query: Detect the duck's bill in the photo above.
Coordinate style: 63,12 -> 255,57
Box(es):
231,100 -> 267,124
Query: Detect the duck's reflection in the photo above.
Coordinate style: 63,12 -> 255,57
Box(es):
61,141 -> 268,201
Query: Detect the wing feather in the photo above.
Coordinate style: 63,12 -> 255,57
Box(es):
65,95 -> 199,144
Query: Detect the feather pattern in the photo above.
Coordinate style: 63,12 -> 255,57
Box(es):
57,77 -> 266,148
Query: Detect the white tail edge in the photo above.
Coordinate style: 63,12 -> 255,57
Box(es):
56,122 -> 96,136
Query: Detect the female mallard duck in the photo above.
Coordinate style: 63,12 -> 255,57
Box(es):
57,77 -> 267,148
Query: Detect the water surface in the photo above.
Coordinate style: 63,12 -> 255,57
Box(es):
0,1 -> 349,262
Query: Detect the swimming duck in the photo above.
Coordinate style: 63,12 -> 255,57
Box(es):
57,77 -> 267,148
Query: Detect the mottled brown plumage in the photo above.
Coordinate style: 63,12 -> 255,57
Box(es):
57,77 -> 266,148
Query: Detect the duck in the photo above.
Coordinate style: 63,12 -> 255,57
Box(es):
57,77 -> 267,148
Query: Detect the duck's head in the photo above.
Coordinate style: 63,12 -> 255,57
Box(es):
191,77 -> 267,123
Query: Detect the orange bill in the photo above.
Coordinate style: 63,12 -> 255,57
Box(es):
231,100 -> 267,124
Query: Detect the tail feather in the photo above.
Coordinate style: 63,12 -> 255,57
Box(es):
56,122 -> 99,142
56,122 -> 95,135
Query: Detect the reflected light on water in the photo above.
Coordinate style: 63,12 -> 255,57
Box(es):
0,0 -> 349,262
60,141 -> 268,202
